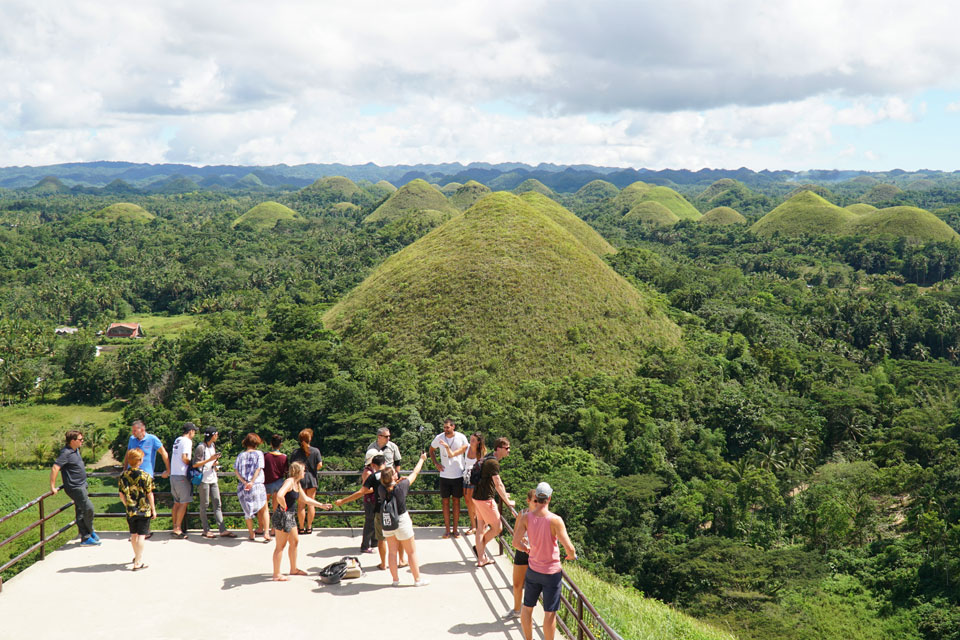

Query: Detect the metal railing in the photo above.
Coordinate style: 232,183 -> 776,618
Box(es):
496,504 -> 624,640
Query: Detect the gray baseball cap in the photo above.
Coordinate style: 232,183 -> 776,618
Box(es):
535,482 -> 553,500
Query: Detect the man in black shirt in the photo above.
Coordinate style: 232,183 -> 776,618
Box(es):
50,429 -> 100,546
336,454 -> 388,569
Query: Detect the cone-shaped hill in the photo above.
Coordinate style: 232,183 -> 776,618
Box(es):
324,192 -> 680,383
88,202 -> 155,224
845,203 -> 877,215
362,178 -> 459,226
512,178 -> 556,198
700,206 -> 747,226
300,176 -> 362,201
29,176 -> 69,193
846,207 -> 960,244
519,192 -> 615,256
450,180 -> 492,211
612,181 -> 652,212
751,191 -> 856,237
697,179 -> 741,203
623,201 -> 679,226
575,180 -> 619,203
862,183 -> 903,204
440,182 -> 462,195
613,182 -> 700,221
232,201 -> 300,231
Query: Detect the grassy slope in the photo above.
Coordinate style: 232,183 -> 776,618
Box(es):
512,178 -> 556,198
363,178 -> 459,224
846,206 -> 960,243
89,203 -> 155,223
624,201 -> 680,226
640,186 -> 703,221
845,203 -> 878,215
701,207 -> 747,225
519,192 -> 616,255
450,180 -> 492,211
698,179 -> 741,202
300,175 -> 362,200
751,191 -> 856,237
325,192 -> 680,383
575,179 -> 619,203
440,182 -> 463,195
612,181 -> 653,212
231,201 -> 300,230
563,564 -> 738,640
0,402 -> 123,465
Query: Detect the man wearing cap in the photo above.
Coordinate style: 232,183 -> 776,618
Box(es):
169,422 -> 197,538
126,419 -> 170,479
473,437 -> 515,568
50,429 -> 100,546
194,427 -> 235,538
429,417 -> 470,538
513,482 -> 577,640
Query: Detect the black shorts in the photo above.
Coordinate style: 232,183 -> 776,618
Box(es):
127,515 -> 151,536
514,550 -> 529,566
439,477 -> 464,499
524,568 -> 563,612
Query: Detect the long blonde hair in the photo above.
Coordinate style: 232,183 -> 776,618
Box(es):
288,461 -> 305,479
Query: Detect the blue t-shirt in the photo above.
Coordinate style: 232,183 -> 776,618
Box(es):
128,434 -> 163,477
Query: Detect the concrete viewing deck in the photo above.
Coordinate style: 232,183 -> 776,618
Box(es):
0,527 -> 555,640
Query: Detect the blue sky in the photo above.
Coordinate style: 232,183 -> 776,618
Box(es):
0,0 -> 958,171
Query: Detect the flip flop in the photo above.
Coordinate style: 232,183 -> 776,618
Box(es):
202,532 -> 216,539
442,532 -> 451,539
272,575 -> 289,581
477,559 -> 495,568
452,531 -> 461,538
220,531 -> 237,538
263,537 -> 272,543
132,563 -> 149,571
290,569 -> 308,576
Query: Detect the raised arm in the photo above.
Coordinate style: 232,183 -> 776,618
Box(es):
405,452 -> 428,486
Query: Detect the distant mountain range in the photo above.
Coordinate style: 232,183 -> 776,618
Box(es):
0,161 -> 957,193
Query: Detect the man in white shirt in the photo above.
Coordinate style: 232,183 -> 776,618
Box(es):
169,422 -> 196,538
429,417 -> 469,538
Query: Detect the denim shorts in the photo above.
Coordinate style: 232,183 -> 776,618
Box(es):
264,478 -> 284,494
523,568 -> 563,612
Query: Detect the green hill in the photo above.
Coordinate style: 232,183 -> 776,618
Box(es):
232,201 -> 300,230
845,203 -> 878,215
373,180 -> 397,195
29,176 -> 69,193
700,206 -> 747,225
236,173 -> 265,188
362,178 -> 459,226
612,181 -> 653,213
846,207 -> 960,243
641,186 -> 702,221
787,184 -> 836,202
300,176 -> 363,201
325,192 -> 679,383
861,183 -> 903,204
440,182 -> 462,195
906,178 -> 936,191
623,201 -> 680,226
697,178 -> 741,203
88,202 -> 155,224
519,192 -> 615,255
450,180 -> 492,211
751,191 -> 856,238
512,178 -> 556,198
575,179 -> 619,203
331,202 -> 361,215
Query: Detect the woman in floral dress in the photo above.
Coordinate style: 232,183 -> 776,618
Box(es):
235,433 -> 269,542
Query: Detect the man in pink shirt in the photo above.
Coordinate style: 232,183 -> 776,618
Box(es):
512,482 -> 577,640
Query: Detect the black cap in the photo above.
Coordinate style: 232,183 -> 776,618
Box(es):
182,422 -> 197,434
204,426 -> 218,437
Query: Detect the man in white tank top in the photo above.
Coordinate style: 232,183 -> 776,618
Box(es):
512,482 -> 577,640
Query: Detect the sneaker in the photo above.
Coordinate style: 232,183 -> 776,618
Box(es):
504,610 -> 521,620
89,532 -> 101,542
391,581 -> 400,587
414,579 -> 430,587
80,537 -> 101,546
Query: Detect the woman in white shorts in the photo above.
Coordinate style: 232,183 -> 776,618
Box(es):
378,451 -> 429,587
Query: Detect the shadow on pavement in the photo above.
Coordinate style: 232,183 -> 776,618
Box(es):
221,573 -> 269,589
58,563 -> 129,573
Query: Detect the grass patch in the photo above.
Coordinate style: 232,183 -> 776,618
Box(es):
450,180 -> 492,211
751,191 -> 856,238
127,312 -> 200,339
846,206 -> 960,243
0,401 -> 122,465
232,201 -> 300,231
562,564 -> 738,640
624,201 -> 680,226
700,207 -> 747,226
363,178 -> 458,225
87,202 -> 155,223
520,191 -> 616,255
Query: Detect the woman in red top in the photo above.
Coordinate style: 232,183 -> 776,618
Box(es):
263,434 -> 288,535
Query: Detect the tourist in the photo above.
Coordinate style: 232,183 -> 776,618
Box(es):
378,452 -> 430,587
118,448 -> 156,570
263,434 -> 288,535
235,433 -> 269,542
169,422 -> 197,538
271,461 -> 332,581
194,427 -> 235,538
462,431 -> 486,535
513,482 -> 577,640
288,428 -> 323,534
125,419 -> 170,480
335,453 -> 387,567
473,437 -> 515,568
367,427 -> 402,470
49,429 -> 100,546
429,417 -> 469,538
505,489 -> 537,619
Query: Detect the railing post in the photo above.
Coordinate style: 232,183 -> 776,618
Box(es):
39,496 -> 46,560
576,592 -> 584,640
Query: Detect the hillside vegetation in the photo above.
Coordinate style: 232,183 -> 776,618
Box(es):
449,180 -> 492,210
751,191 -> 856,237
519,191 -> 616,255
362,178 -> 459,225
846,206 -> 960,243
700,206 -> 747,225
87,202 -> 155,223
575,179 -> 619,203
325,192 -> 679,382
231,201 -> 300,230
624,201 -> 680,226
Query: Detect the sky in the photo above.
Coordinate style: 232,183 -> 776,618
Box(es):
1,0 -> 959,171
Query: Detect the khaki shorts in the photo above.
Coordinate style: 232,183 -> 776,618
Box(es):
374,513 -> 385,541
382,512 -> 414,541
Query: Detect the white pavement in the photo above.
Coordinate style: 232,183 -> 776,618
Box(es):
0,527 -> 553,640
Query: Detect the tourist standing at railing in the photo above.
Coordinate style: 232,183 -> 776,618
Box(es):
169,422 -> 197,538
462,432 -> 486,535
263,434 -> 288,536
194,427 -> 235,539
118,448 -> 156,570
473,437 -> 514,568
366,427 -> 405,565
505,489 -> 537,620
378,452 -> 430,587
335,453 -> 387,568
270,461 -> 332,581
126,419 -> 171,480
513,482 -> 577,640
430,417 -> 469,539
235,433 -> 270,542
288,428 -> 322,535
50,429 -> 100,546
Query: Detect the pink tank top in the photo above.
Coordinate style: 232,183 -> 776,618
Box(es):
526,510 -> 561,574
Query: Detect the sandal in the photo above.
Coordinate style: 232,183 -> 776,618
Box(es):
442,531 -> 451,539
220,531 -> 237,538
132,563 -> 149,571
202,532 -> 216,539
290,568 -> 308,576
304,528 -> 313,534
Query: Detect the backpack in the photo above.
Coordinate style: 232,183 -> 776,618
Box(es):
469,453 -> 496,486
381,489 -> 400,531
342,556 -> 363,579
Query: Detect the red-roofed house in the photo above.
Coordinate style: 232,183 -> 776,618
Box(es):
106,322 -> 144,338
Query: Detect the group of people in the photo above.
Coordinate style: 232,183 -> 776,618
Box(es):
50,418 -> 576,640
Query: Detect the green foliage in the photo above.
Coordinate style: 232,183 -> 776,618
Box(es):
846,206 -> 960,244
624,201 -> 681,226
362,178 -> 458,226
751,191 -> 856,237
87,202 -> 155,223
701,207 -> 747,226
512,178 -> 556,198
231,201 -> 300,230
449,180 -> 492,210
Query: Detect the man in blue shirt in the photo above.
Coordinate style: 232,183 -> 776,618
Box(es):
50,429 -> 100,546
126,419 -> 170,479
